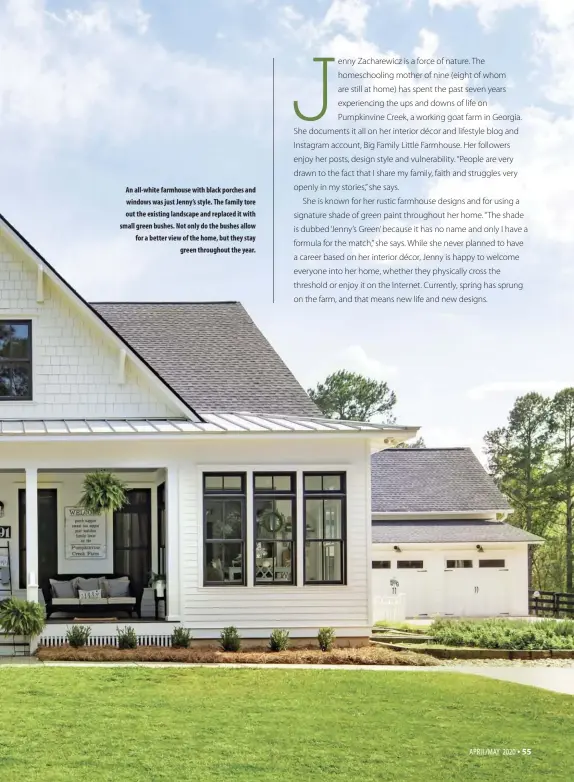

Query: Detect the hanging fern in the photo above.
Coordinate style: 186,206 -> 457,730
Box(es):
79,471 -> 128,514
0,598 -> 45,638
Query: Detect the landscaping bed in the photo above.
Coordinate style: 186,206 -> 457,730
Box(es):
378,641 -> 574,660
36,643 -> 439,666
429,617 -> 574,651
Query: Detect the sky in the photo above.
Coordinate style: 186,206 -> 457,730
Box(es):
0,0 -> 572,458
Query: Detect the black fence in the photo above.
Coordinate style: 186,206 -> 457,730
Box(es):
529,590 -> 574,617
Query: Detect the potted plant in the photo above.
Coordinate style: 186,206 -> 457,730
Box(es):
0,598 -> 46,654
148,571 -> 166,597
78,470 -> 128,514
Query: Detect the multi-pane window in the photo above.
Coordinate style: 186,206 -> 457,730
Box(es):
372,560 -> 390,569
479,559 -> 506,568
304,472 -> 346,584
203,474 -> 246,585
397,560 -> 424,569
446,559 -> 473,569
0,321 -> 32,400
253,473 -> 296,585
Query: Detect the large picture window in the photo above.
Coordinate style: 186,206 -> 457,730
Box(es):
0,321 -> 32,400
303,472 -> 346,584
204,473 -> 246,586
254,473 -> 296,585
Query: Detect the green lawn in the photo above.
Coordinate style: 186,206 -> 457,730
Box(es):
0,668 -> 572,781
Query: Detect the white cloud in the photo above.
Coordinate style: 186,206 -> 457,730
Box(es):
467,380 -> 568,400
429,0 -> 574,30
340,345 -> 398,379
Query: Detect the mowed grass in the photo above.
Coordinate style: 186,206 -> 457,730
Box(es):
0,668 -> 573,781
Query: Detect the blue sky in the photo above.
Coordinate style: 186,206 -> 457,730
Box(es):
0,0 -> 572,456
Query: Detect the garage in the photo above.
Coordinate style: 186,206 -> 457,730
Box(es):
370,448 -> 544,620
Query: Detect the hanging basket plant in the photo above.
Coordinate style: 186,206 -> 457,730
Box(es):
0,598 -> 45,640
78,470 -> 128,514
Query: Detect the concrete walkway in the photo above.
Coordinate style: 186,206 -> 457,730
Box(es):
454,665 -> 574,696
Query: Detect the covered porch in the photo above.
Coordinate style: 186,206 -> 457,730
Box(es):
0,466 -> 181,624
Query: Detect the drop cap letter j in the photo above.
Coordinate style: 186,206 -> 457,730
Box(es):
294,57 -> 335,121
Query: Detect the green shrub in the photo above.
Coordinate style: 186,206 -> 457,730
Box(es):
171,627 -> 193,649
0,598 -> 45,638
117,626 -> 138,650
429,618 -> 574,651
268,629 -> 290,652
220,626 -> 241,652
317,627 -> 336,652
66,625 -> 91,648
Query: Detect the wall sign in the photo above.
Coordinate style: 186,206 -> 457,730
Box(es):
0,527 -> 11,539
64,507 -> 106,559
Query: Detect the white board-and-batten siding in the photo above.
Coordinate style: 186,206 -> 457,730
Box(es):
0,240 -> 180,419
0,437 -> 373,639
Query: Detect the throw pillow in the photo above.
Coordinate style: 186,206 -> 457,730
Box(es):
104,578 -> 130,598
78,588 -> 102,600
50,579 -> 76,599
73,577 -> 102,594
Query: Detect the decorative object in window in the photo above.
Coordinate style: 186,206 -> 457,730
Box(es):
254,474 -> 295,585
204,474 -> 246,586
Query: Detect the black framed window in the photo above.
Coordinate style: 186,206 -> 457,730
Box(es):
114,489 -> 151,589
479,559 -> 506,568
204,473 -> 246,586
446,559 -> 473,569
372,560 -> 390,569
254,473 -> 296,585
157,483 -> 165,578
0,321 -> 32,400
397,560 -> 424,569
304,472 -> 346,584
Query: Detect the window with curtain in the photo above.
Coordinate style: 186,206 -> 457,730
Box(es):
203,473 -> 246,586
303,473 -> 346,584
157,483 -> 166,577
254,473 -> 296,585
114,489 -> 151,588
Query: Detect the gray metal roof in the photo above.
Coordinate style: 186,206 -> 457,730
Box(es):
0,415 -> 409,438
371,448 -> 511,513
92,302 -> 321,418
372,520 -> 542,544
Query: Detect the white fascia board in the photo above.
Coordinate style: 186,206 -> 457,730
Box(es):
0,219 -> 195,420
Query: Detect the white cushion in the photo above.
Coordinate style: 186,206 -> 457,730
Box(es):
52,597 -> 80,605
108,596 -> 136,604
78,588 -> 102,600
79,598 -> 108,605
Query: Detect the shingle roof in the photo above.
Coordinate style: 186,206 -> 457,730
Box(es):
372,520 -> 542,544
371,447 -> 511,513
92,302 -> 320,417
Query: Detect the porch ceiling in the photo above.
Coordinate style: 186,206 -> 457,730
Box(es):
0,413 -> 417,438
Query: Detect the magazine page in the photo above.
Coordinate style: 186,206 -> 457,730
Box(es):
0,0 -> 572,779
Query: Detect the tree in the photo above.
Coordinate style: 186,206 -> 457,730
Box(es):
308,370 -> 397,422
546,388 -> 574,591
484,393 -> 556,590
395,436 -> 426,449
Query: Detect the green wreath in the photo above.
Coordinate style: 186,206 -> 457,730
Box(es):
259,508 -> 286,534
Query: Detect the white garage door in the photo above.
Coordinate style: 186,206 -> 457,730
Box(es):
443,557 -> 510,617
372,557 -> 438,618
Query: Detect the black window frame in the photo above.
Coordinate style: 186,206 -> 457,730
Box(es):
303,471 -> 346,585
0,320 -> 33,402
203,472 -> 246,587
253,472 -> 296,586
372,560 -> 391,569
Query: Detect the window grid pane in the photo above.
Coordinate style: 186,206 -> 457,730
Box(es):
0,321 -> 32,400
303,473 -> 346,585
204,474 -> 246,586
254,493 -> 295,585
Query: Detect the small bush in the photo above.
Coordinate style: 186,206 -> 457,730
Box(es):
317,627 -> 336,652
66,625 -> 91,648
269,629 -> 290,652
117,626 -> 138,650
220,626 -> 241,652
171,627 -> 193,649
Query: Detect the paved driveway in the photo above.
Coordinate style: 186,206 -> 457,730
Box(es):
453,665 -> 574,695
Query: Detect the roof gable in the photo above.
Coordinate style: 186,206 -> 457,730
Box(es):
371,448 -> 511,514
92,302 -> 321,417
0,213 -> 200,420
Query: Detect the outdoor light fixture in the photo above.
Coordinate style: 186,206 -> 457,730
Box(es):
0,501 -> 4,519
476,545 -> 484,552
393,545 -> 401,552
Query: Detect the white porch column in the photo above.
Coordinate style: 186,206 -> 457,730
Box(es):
165,466 -> 181,621
25,467 -> 39,603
